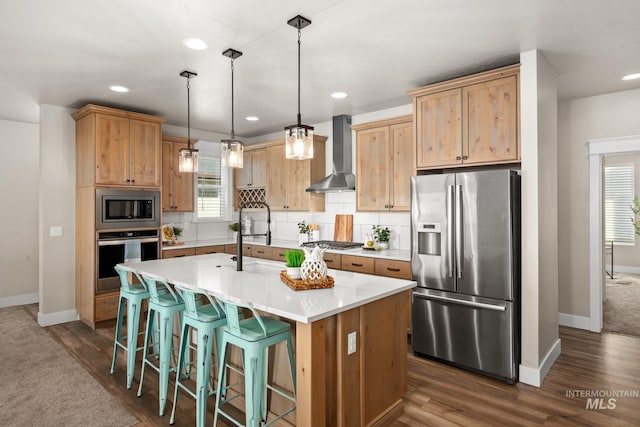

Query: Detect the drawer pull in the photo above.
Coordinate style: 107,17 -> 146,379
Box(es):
325,259 -> 334,263
387,267 -> 401,272
352,263 -> 363,267
175,255 -> 186,258
257,250 -> 265,254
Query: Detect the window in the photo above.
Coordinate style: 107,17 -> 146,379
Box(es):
604,164 -> 635,244
195,141 -> 232,221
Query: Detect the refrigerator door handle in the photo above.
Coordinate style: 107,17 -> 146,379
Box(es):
455,184 -> 463,279
447,185 -> 454,278
413,291 -> 507,312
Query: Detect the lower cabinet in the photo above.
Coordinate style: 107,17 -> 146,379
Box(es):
195,245 -> 225,255
323,252 -> 342,270
162,247 -> 196,258
95,291 -> 120,323
252,246 -> 273,259
374,258 -> 411,279
341,255 -> 375,275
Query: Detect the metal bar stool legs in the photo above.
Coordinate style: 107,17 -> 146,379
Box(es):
213,297 -> 296,427
169,286 -> 227,427
110,265 -> 150,389
136,273 -> 186,417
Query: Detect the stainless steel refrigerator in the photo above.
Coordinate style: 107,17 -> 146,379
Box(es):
410,169 -> 521,383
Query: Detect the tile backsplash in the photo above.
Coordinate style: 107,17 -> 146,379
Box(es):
163,192 -> 411,250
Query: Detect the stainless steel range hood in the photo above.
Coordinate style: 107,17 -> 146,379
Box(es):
306,115 -> 355,192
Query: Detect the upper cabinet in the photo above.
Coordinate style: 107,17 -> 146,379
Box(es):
73,104 -> 164,188
265,136 -> 327,211
409,64 -> 520,170
353,115 -> 414,212
162,135 -> 194,212
234,148 -> 267,189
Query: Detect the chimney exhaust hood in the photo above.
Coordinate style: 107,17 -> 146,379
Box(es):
306,115 -> 355,193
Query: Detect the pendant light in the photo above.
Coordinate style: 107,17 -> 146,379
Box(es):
221,48 -> 244,169
284,15 -> 314,160
178,70 -> 199,173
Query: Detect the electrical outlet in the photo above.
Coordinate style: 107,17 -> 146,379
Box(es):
347,332 -> 357,355
50,226 -> 63,237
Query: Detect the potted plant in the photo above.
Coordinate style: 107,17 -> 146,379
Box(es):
298,221 -> 310,245
372,225 -> 391,249
229,222 -> 239,240
284,249 -> 305,279
172,225 -> 183,241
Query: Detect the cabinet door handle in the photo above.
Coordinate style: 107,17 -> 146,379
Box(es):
462,156 -> 468,160
325,259 -> 334,263
131,179 -> 135,183
386,267 -> 401,272
352,263 -> 363,267
456,156 -> 462,160
257,250 -> 265,254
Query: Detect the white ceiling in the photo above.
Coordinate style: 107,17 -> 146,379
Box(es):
1,0 -> 639,138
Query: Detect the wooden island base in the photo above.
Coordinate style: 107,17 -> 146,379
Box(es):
296,290 -> 411,426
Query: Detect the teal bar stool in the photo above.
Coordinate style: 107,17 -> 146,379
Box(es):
213,296 -> 296,427
169,285 -> 227,427
137,273 -> 186,417
110,265 -> 151,389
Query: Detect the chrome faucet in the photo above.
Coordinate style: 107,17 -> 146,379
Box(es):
237,201 -> 271,271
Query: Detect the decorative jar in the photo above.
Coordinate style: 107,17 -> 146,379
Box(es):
300,247 -> 328,281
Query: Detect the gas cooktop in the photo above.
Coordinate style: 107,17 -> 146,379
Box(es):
300,240 -> 363,250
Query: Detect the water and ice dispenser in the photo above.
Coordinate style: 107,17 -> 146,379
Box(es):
417,222 -> 441,256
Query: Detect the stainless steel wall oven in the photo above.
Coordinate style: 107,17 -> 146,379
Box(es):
96,229 -> 160,293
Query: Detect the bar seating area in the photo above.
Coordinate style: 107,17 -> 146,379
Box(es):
109,266 -> 297,426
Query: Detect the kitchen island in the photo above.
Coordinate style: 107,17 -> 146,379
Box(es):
122,253 -> 415,426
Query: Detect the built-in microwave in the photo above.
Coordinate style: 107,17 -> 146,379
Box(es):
96,189 -> 160,229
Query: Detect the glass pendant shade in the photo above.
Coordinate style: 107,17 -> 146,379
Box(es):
221,139 -> 244,168
178,147 -> 199,173
285,126 -> 314,159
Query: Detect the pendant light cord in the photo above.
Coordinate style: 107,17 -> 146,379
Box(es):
186,75 -> 191,148
297,28 -> 302,126
231,58 -> 235,140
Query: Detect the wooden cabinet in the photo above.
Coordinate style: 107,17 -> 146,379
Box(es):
409,64 -> 520,170
94,292 -> 120,323
162,136 -> 194,212
252,246 -> 273,259
266,136 -> 327,211
162,247 -> 196,259
195,245 -> 225,255
234,148 -> 267,189
341,255 -> 375,275
74,104 -> 164,188
374,259 -> 411,279
323,252 -> 342,270
271,247 -> 288,262
353,116 -> 413,211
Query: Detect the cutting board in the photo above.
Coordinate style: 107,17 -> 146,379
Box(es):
333,214 -> 353,242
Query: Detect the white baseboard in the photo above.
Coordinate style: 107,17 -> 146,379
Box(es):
558,313 -> 591,330
37,309 -> 79,327
609,265 -> 640,274
0,293 -> 39,308
519,338 -> 561,387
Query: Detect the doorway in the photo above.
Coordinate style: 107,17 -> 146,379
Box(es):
588,135 -> 640,333
602,154 -> 640,337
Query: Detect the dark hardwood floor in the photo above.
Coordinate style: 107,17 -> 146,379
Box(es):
27,304 -> 640,426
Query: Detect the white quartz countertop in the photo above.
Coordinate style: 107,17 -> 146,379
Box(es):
121,253 -> 416,323
163,237 -> 411,262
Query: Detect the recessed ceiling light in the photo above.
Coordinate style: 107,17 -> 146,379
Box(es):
245,116 -> 259,121
109,85 -> 129,93
331,91 -> 348,99
183,38 -> 208,50
622,73 -> 640,81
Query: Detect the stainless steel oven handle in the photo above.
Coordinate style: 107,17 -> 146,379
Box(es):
413,291 -> 506,312
98,237 -> 159,246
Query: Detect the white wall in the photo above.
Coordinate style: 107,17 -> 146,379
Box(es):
518,50 -> 560,386
558,87 -> 640,318
0,119 -> 39,307
38,105 -> 77,324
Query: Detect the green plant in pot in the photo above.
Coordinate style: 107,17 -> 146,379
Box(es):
173,226 -> 183,240
298,221 -> 310,244
284,249 -> 305,279
372,225 -> 391,249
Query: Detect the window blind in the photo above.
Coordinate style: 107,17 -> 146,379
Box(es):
195,141 -> 232,221
604,164 -> 635,243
